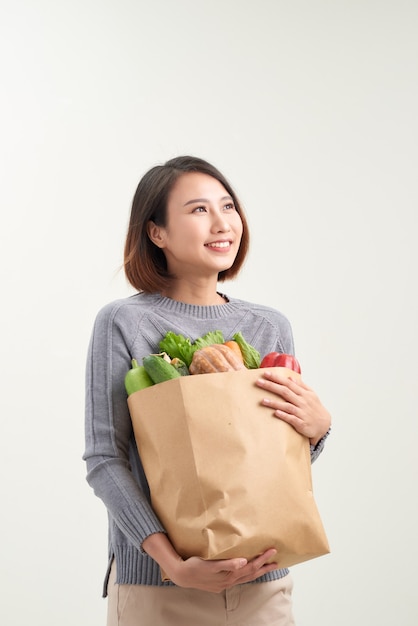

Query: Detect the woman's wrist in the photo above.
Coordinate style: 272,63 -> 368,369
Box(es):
309,426 -> 331,448
142,532 -> 183,578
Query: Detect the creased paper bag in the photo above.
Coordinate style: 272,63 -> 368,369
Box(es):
128,367 -> 330,570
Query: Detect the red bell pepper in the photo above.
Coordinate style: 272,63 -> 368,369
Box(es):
260,352 -> 301,374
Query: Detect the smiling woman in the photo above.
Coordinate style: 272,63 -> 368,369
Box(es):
83,155 -> 331,626
146,172 -> 244,302
123,156 -> 250,297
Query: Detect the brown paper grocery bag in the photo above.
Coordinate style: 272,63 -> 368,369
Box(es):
128,367 -> 330,571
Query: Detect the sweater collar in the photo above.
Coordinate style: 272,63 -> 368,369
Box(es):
138,292 -> 239,320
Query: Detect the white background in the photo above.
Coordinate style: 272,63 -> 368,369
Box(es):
1,1 -> 417,624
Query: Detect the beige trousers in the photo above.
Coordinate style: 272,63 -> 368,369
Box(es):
106,560 -> 295,626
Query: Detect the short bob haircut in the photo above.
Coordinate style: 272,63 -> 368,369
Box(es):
124,156 -> 250,294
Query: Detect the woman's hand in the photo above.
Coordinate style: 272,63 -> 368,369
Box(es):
256,370 -> 331,445
142,532 -> 278,593
168,549 -> 279,593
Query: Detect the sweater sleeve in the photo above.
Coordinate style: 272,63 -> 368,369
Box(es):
310,428 -> 331,463
83,303 -> 166,551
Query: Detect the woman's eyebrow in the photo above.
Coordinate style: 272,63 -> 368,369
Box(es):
183,195 -> 233,207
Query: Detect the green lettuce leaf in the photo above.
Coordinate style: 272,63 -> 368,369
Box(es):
159,330 -> 226,366
159,332 -> 195,366
193,330 -> 225,350
232,332 -> 261,369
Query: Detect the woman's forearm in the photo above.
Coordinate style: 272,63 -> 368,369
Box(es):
142,532 -> 183,577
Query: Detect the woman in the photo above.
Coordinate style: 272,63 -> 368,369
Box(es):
84,155 -> 331,625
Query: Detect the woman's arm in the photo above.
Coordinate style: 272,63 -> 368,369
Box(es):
83,303 -> 166,549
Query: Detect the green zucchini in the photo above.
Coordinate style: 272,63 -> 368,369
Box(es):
143,354 -> 182,384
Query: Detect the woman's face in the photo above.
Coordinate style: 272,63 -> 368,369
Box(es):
148,172 -> 243,281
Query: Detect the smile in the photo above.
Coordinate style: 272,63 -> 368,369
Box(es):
205,241 -> 231,249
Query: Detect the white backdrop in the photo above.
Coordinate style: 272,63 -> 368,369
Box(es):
1,1 -> 417,625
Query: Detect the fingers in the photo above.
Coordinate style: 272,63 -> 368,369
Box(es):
177,550 -> 279,592
213,557 -> 248,573
213,548 -> 276,575
257,376 -> 305,417
256,370 -> 310,396
246,548 -> 277,570
256,371 -> 330,440
231,549 -> 278,584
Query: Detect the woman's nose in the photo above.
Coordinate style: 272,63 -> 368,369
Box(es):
211,211 -> 231,232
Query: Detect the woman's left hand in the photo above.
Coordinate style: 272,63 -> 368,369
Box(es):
255,370 -> 331,445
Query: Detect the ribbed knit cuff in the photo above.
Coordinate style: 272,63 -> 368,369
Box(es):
114,545 -> 172,587
310,427 -> 331,463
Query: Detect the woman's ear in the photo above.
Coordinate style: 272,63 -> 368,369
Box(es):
147,221 -> 166,248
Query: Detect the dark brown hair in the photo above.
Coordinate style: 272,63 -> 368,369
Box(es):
124,156 -> 250,293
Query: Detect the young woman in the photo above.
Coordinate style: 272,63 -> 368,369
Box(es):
84,156 -> 331,625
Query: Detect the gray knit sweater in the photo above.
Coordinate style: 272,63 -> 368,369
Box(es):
83,292 -> 328,596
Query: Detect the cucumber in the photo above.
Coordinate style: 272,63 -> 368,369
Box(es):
143,354 -> 182,384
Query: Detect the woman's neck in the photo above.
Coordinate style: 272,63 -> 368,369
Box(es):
160,280 -> 227,306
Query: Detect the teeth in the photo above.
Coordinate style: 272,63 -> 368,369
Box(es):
207,242 -> 230,248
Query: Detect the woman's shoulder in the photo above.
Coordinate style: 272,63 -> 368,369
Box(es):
228,296 -> 292,327
93,292 -> 160,325
227,296 -> 295,354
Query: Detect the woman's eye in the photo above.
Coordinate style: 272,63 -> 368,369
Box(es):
192,206 -> 207,213
223,203 -> 235,211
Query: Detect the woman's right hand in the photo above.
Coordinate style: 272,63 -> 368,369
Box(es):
142,531 -> 278,593
169,549 -> 279,593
